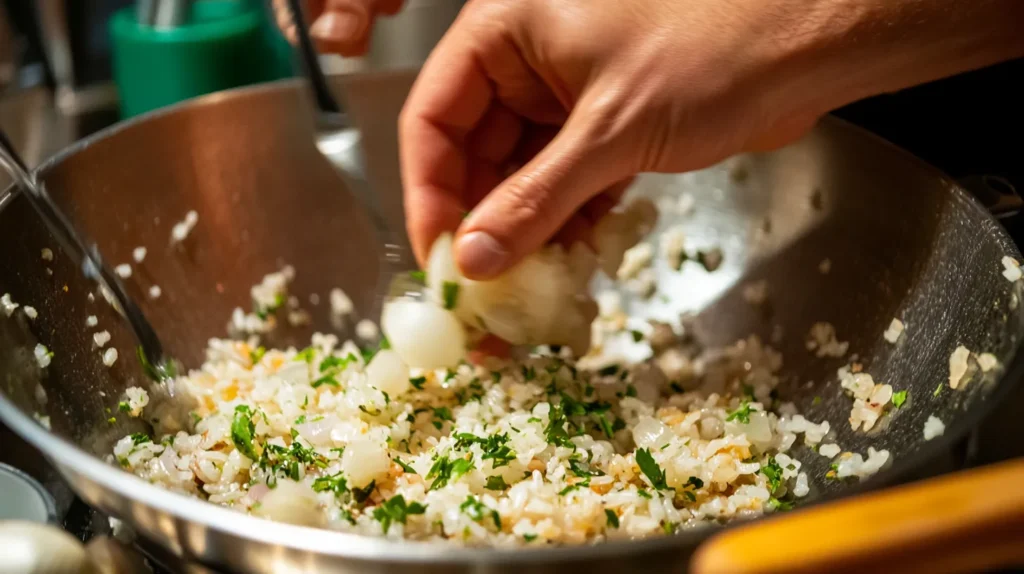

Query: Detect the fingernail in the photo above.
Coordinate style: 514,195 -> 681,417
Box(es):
455,231 -> 510,279
310,10 -> 365,42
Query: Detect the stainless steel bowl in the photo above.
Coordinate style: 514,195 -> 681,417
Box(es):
2,73 -> 1024,572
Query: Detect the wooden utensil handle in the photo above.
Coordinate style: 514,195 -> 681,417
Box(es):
691,458 -> 1024,574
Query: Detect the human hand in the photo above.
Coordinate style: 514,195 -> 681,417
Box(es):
399,0 -> 827,279
400,0 -> 1024,280
273,0 -> 404,56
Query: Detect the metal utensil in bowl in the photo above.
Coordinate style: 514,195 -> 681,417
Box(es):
0,128 -> 168,376
285,0 -> 423,316
3,78 -> 1024,572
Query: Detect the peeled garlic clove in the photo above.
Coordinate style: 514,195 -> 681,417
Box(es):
459,244 -> 596,355
341,436 -> 391,488
253,480 -> 324,527
381,299 -> 466,369
426,232 -> 461,309
365,349 -> 411,395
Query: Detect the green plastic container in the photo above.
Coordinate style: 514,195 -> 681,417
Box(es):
110,1 -> 292,118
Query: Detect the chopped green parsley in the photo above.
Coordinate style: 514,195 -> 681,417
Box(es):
373,494 -> 427,533
761,456 -> 784,493
426,453 -> 475,490
605,509 -> 619,528
636,448 -> 669,491
485,475 -> 509,491
231,405 -> 260,461
311,472 -> 348,497
395,457 -> 417,474
726,401 -> 754,424
892,390 -> 908,408
294,346 -> 317,364
460,495 -> 501,529
431,406 -> 454,430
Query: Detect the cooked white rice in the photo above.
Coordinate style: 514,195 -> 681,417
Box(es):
949,346 -> 971,390
923,416 -> 945,440
1,293 -> 18,317
117,326 -> 849,544
356,319 -> 380,341
838,365 -> 892,432
93,331 -> 112,348
34,344 -> 52,368
121,387 -> 149,417
882,319 -> 904,343
805,323 -> 848,358
977,353 -> 999,373
330,288 -> 354,317
616,243 -> 653,281
1001,256 -> 1022,282
171,210 -> 199,243
102,348 -> 119,367
659,225 -> 686,270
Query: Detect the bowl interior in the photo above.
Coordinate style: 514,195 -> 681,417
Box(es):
1,76 -> 1022,569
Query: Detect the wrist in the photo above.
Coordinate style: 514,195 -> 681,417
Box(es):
765,0 -> 1024,118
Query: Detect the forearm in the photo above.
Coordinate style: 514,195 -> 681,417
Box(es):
771,0 -> 1024,116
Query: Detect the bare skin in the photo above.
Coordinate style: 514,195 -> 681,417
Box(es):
280,0 -> 1024,279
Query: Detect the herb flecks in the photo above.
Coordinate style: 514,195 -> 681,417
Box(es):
636,448 -> 669,491
892,390 -> 908,408
373,494 -> 426,533
761,456 -> 784,493
460,495 -> 501,529
726,401 -> 754,424
454,433 -> 516,468
231,405 -> 260,461
485,475 -> 509,491
605,508 -> 619,528
426,453 -> 475,490
312,472 -> 348,497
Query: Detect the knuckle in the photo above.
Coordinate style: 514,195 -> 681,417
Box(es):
499,176 -> 554,228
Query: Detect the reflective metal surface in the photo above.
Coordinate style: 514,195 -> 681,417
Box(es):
1,77 -> 1023,573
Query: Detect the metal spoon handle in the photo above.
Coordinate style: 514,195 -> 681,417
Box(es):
283,0 -> 419,310
284,0 -> 342,116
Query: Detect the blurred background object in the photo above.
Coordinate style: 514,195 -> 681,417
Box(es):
109,0 -> 290,117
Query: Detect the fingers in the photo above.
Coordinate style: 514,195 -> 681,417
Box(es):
308,0 -> 372,56
467,103 -> 523,165
399,11 -> 496,266
275,0 -> 406,56
452,105 -> 632,280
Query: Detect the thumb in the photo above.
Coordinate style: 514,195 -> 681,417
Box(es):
453,105 -> 631,280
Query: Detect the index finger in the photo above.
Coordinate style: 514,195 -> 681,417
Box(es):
398,9 -> 494,265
